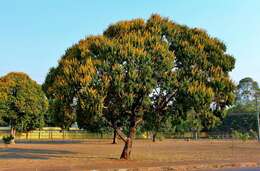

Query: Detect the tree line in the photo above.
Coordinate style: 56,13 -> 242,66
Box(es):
0,14 -> 236,159
213,77 -> 260,135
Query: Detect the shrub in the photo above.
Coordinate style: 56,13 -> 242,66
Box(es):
157,133 -> 165,141
2,135 -> 14,144
231,130 -> 250,141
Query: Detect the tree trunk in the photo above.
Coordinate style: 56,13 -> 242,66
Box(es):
193,130 -> 198,140
152,132 -> 157,142
112,128 -> 118,144
10,127 -> 16,144
62,130 -> 65,140
26,132 -> 29,140
120,126 -> 136,159
120,114 -> 137,160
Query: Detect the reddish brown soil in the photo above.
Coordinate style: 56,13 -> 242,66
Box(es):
0,139 -> 260,171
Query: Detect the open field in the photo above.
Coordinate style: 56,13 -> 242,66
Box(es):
0,139 -> 260,171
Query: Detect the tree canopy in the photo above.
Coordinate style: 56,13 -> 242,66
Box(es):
43,14 -> 236,159
236,77 -> 259,105
0,72 -> 48,142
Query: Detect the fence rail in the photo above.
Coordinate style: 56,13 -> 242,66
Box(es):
0,130 -> 243,141
0,130 -> 113,140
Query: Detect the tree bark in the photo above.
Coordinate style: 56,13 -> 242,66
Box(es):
120,114 -> 137,160
120,126 -> 136,159
26,132 -> 29,140
112,128 -> 118,144
152,132 -> 157,142
10,127 -> 16,144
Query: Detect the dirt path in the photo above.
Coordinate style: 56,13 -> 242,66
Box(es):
0,139 -> 260,171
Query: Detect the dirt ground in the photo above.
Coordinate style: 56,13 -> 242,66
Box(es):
0,139 -> 260,171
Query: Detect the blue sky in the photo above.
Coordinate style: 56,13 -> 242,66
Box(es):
0,0 -> 260,84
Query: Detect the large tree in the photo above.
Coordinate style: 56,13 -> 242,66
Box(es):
44,14 -> 235,159
0,72 -> 48,143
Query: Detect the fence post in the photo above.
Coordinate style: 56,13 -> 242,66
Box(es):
255,94 -> 260,142
257,112 -> 260,142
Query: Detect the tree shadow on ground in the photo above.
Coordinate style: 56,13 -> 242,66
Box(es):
0,148 -> 74,160
0,147 -> 119,160
15,139 -> 83,144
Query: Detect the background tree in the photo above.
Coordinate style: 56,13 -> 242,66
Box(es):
77,116 -> 112,138
236,77 -> 259,104
142,111 -> 175,142
0,72 -> 48,143
42,46 -> 84,130
214,77 -> 259,134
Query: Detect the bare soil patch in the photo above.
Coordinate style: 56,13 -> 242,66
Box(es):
0,139 -> 260,171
